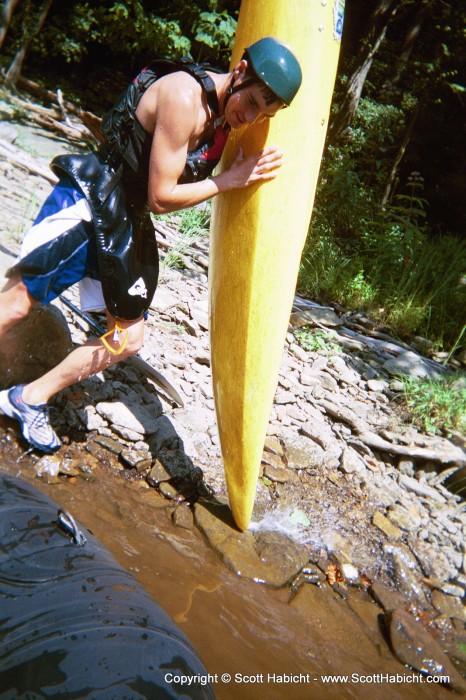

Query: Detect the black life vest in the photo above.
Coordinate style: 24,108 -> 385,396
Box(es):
100,58 -> 230,186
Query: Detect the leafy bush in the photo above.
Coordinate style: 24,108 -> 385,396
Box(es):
401,376 -> 466,436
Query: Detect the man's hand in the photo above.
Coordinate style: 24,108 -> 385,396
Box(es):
219,145 -> 283,190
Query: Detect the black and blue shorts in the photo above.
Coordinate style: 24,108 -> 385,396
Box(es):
10,176 -> 105,311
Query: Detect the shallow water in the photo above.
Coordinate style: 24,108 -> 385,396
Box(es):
0,447 -> 453,700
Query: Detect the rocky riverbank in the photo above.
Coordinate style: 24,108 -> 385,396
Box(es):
0,99 -> 465,693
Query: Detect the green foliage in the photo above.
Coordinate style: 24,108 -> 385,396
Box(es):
36,1 -> 191,65
401,376 -> 466,436
157,204 -> 210,273
193,10 -> 237,62
294,328 -> 342,356
300,88 -> 465,351
382,234 -> 466,344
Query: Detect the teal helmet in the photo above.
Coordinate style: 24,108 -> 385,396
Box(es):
243,37 -> 302,106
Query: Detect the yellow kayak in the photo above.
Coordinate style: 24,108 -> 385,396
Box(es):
209,0 -> 345,531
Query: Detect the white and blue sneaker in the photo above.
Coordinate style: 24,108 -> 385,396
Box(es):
0,384 -> 60,453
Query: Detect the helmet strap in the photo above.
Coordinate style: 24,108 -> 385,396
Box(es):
222,75 -> 257,113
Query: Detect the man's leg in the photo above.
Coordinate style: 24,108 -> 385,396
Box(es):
0,274 -> 37,336
23,312 -> 145,405
0,311 -> 145,452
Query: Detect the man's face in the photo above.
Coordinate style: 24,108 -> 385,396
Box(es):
224,66 -> 283,129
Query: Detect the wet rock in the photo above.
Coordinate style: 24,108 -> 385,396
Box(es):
438,582 -> 465,598
369,582 -> 410,612
171,503 -> 194,529
147,459 -> 171,486
91,435 -> 123,455
121,448 -> 152,472
34,454 -> 61,481
194,499 -> 309,587
373,512 -> 402,540
290,583 -> 382,661
431,590 -> 465,620
383,542 -> 429,606
158,482 -> 181,501
386,609 -> 466,693
58,457 -> 87,477
0,304 -> 72,389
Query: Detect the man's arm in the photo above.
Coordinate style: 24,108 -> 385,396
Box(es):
146,80 -> 282,215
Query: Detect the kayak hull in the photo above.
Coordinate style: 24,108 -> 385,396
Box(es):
0,472 -> 214,699
210,0 -> 344,530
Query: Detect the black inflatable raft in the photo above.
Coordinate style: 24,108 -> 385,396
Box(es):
0,472 -> 215,699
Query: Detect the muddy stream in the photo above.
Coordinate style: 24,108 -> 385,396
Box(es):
0,441 -> 451,700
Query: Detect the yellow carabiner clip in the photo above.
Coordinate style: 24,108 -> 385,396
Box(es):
100,323 -> 129,356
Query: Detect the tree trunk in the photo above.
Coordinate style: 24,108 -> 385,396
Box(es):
392,3 -> 429,86
381,96 -> 423,206
5,0 -> 53,85
0,0 -> 22,49
329,0 -> 400,142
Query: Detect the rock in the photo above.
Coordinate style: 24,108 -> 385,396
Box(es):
299,306 -> 343,328
150,287 -> 179,313
369,582 -> 410,612
367,379 -> 388,393
147,459 -> 171,485
431,590 -> 465,620
264,437 -> 285,457
120,448 -> 152,471
383,542 -> 429,605
319,372 -> 339,392
190,300 -> 209,330
96,401 -> 162,435
194,499 -> 309,587
0,304 -> 73,389
373,512 -> 402,540
290,584 -> 382,662
328,356 -> 359,385
263,463 -> 295,483
386,609 -> 466,693
289,343 -> 308,362
386,503 -> 423,531
34,454 -> 61,480
158,482 -> 181,500
171,503 -> 194,529
164,351 -> 188,370
340,446 -> 367,474
90,435 -> 123,455
399,474 -> 446,503
285,435 -> 325,470
383,351 -> 444,380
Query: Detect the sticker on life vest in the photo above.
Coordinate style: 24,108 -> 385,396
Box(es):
334,0 -> 345,42
128,277 -> 148,298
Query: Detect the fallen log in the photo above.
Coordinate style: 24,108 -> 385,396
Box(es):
0,138 -> 57,184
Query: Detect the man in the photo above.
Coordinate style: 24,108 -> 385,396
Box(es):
0,37 -> 302,453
